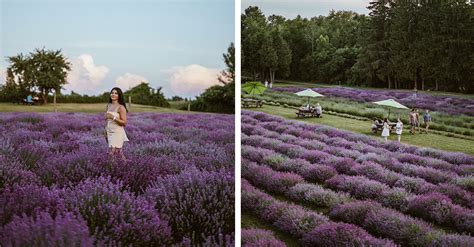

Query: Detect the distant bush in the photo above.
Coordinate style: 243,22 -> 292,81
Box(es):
190,82 -> 234,114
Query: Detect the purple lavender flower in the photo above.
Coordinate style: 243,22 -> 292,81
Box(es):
145,168 -> 234,245
1,211 -> 95,246
62,176 -> 172,245
301,222 -> 397,247
241,228 -> 286,247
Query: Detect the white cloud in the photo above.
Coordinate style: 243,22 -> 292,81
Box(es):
165,64 -> 220,97
65,54 -> 109,95
115,73 -> 148,90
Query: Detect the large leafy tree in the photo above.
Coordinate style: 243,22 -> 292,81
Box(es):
6,53 -> 32,99
6,48 -> 71,104
26,48 -> 71,103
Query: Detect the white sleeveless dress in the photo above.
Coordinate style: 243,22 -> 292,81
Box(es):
381,122 -> 390,137
106,105 -> 129,148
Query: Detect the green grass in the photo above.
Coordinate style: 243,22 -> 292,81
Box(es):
168,100 -> 190,110
0,103 -> 193,113
247,105 -> 474,155
242,213 -> 300,247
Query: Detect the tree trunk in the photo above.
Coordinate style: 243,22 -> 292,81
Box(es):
421,78 -> 425,91
388,76 -> 392,89
272,70 -> 276,84
414,76 -> 417,90
42,89 -> 48,104
435,79 -> 438,91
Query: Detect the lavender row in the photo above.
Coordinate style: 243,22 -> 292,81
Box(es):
242,145 -> 474,234
241,228 -> 286,247
243,113 -> 472,174
256,128 -> 474,196
242,111 -> 474,192
242,132 -> 473,208
271,87 -> 474,116
242,128 -> 461,186
243,110 -> 474,166
242,179 -> 397,246
243,119 -> 469,177
242,137 -> 473,210
242,158 -> 474,245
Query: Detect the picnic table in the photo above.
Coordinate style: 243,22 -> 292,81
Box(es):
296,108 -> 322,118
371,123 -> 397,134
242,98 -> 263,108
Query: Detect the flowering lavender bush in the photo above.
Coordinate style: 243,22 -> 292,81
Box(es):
0,211 -> 95,246
0,112 -> 234,245
272,86 -> 474,116
242,110 -> 474,245
145,168 -> 234,245
241,228 -> 286,247
301,222 -> 397,247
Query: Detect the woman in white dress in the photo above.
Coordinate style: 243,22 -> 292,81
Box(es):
395,118 -> 403,142
381,118 -> 390,142
105,87 -> 129,160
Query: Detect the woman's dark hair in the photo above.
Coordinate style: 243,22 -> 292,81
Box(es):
108,87 -> 128,112
384,118 -> 388,123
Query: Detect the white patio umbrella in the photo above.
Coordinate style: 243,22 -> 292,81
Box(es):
372,99 -> 409,118
295,89 -> 324,105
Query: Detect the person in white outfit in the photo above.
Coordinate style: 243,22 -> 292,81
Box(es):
395,118 -> 403,142
381,118 -> 390,141
315,103 -> 322,118
105,87 -> 129,161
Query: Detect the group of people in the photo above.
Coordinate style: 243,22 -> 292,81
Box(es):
372,118 -> 404,142
23,95 -> 40,105
300,102 -> 323,117
371,108 -> 432,142
264,80 -> 273,88
409,108 -> 431,134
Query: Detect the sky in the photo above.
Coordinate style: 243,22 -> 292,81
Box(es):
241,0 -> 370,18
0,0 -> 234,98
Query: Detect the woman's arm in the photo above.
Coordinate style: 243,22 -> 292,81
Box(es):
115,106 -> 127,126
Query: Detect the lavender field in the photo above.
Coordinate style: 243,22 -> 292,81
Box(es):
273,87 -> 474,116
0,112 -> 234,246
242,110 -> 474,246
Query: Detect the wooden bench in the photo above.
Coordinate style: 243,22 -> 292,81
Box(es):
242,99 -> 263,108
296,108 -> 321,118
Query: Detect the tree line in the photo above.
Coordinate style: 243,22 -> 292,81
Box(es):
242,0 -> 474,93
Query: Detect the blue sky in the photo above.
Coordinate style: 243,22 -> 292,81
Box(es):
241,0 -> 370,18
0,0 -> 234,97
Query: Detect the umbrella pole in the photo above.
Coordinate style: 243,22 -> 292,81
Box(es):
388,109 -> 391,119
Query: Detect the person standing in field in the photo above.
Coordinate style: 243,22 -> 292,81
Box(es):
423,110 -> 431,134
409,109 -> 416,134
395,118 -> 403,142
315,103 -> 322,118
415,108 -> 421,133
105,87 -> 129,161
381,118 -> 390,141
